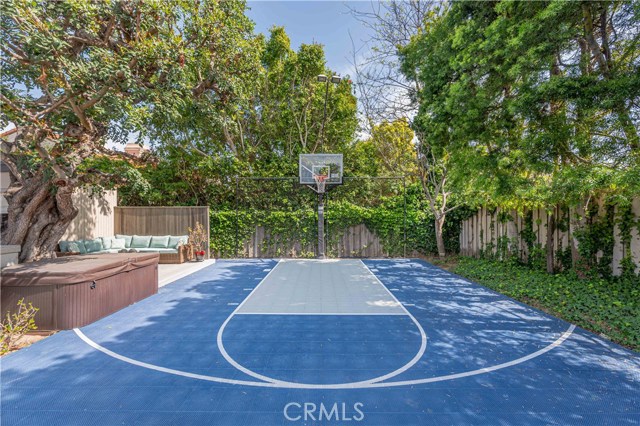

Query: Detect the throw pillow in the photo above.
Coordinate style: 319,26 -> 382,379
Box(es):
111,238 -> 126,249
84,238 -> 104,253
58,240 -> 71,252
69,241 -> 87,254
115,234 -> 133,248
168,235 -> 189,248
101,236 -> 113,250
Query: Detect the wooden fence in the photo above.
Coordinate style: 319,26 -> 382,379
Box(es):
229,223 -> 392,258
115,206 -> 210,258
459,198 -> 640,275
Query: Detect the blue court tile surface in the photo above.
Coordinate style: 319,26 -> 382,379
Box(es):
2,259 -> 639,426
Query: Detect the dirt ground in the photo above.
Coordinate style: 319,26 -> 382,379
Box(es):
413,254 -> 460,272
2,331 -> 56,356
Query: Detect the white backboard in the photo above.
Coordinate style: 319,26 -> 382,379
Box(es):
299,154 -> 343,185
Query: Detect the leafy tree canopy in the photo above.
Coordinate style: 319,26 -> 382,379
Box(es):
122,25 -> 360,207
402,0 -> 640,210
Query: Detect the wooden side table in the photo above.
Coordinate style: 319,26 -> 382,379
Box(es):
185,244 -> 195,261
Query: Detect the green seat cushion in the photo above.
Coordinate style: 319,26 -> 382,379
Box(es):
150,235 -> 170,248
84,238 -> 104,253
115,234 -> 133,248
59,240 -> 71,252
111,238 -> 126,249
136,248 -> 178,253
131,235 -> 152,248
168,235 -> 189,249
68,241 -> 87,254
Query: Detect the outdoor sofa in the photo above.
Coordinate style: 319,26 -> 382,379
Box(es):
57,234 -> 192,264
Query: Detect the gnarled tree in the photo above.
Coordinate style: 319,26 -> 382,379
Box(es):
0,0 -> 259,262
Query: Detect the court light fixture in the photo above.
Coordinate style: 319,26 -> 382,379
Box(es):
316,74 -> 343,154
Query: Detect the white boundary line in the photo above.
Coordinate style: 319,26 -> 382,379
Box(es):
74,324 -> 575,389
73,259 -> 576,389
236,312 -> 407,316
216,259 -> 288,385
372,324 -> 576,387
357,260 -> 428,384
215,259 -> 427,387
75,328 -> 271,387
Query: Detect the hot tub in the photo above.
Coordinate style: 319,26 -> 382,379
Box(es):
1,253 -> 159,330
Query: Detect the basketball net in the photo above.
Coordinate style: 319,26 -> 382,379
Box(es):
313,174 -> 328,193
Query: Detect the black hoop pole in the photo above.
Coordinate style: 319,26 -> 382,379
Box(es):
235,176 -> 239,258
318,192 -> 325,259
325,188 -> 329,256
403,176 -> 407,258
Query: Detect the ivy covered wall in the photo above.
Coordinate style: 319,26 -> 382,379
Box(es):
210,191 -> 469,258
459,198 -> 640,278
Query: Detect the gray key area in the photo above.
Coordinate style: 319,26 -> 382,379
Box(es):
236,259 -> 405,314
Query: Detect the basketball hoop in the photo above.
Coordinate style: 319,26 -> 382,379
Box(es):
313,174 -> 328,193
300,153 -> 343,259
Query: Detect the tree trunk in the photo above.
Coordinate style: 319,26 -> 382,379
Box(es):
1,174 -> 78,263
569,206 -> 581,268
434,214 -> 446,258
615,107 -> 640,151
582,3 -> 639,151
570,203 -> 590,277
546,208 -> 556,274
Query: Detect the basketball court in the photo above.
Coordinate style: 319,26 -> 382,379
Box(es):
2,258 -> 639,425
2,156 -> 639,424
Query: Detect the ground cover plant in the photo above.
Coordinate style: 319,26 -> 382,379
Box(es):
454,257 -> 640,351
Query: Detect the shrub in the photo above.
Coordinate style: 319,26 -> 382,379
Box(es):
1,299 -> 39,355
188,221 -> 208,254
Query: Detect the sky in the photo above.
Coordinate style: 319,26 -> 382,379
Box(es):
246,1 -> 375,78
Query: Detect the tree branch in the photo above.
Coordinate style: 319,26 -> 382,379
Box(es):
0,94 -> 40,124
79,77 -> 116,111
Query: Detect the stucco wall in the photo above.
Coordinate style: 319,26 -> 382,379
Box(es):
62,190 -> 118,240
1,167 -> 9,215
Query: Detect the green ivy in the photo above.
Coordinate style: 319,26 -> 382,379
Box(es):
529,243 -> 547,271
520,210 -> 536,258
210,209 -> 318,258
210,192 -> 468,258
573,203 -> 616,279
454,257 -> 640,351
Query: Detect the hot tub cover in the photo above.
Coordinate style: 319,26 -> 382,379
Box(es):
1,253 -> 159,287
